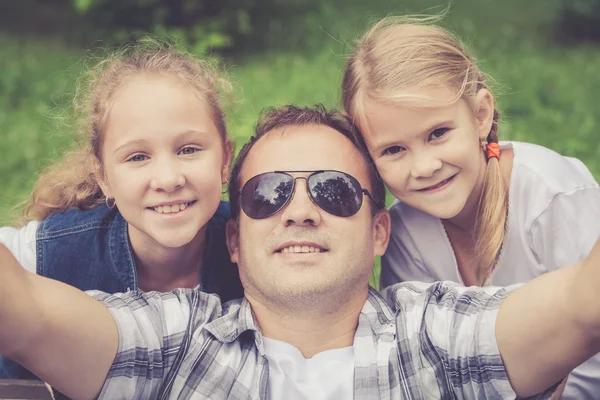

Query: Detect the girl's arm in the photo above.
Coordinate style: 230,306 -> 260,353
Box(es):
0,244 -> 117,399
497,237 -> 600,398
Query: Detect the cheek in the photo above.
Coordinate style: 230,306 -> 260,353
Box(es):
185,158 -> 225,191
238,223 -> 269,262
105,166 -> 148,200
374,159 -> 408,195
342,219 -> 376,260
444,133 -> 481,168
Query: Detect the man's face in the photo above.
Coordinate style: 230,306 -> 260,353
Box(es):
227,124 -> 390,308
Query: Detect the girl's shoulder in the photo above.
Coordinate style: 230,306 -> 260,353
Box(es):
504,141 -> 598,228
507,141 -> 597,195
39,203 -> 122,238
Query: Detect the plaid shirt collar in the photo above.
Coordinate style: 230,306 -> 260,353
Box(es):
205,287 -> 396,348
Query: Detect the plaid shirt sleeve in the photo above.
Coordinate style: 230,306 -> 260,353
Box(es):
87,289 -> 223,399
384,281 -> 556,400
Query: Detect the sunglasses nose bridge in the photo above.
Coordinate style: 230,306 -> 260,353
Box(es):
289,176 -> 310,202
279,175 -> 322,224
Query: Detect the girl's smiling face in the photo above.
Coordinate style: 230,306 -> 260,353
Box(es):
361,86 -> 494,221
97,73 -> 230,250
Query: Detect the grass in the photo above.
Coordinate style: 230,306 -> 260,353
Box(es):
1,0 -> 599,286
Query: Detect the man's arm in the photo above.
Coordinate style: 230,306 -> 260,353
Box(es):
0,244 -> 117,399
497,237 -> 600,398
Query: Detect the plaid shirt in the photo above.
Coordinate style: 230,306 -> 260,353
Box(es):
91,282 -> 555,399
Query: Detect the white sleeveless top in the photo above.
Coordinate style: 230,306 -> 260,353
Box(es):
382,141 -> 600,399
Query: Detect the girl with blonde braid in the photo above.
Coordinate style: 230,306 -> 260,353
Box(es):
343,17 -> 600,399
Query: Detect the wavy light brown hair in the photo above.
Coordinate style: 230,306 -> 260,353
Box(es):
20,40 -> 232,223
342,16 -> 507,284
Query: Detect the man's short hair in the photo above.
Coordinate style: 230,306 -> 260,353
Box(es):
228,104 -> 386,221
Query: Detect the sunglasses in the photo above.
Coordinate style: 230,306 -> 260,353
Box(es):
240,170 -> 376,219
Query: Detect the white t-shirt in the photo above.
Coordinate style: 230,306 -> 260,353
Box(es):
0,220 -> 39,274
263,337 -> 354,400
381,141 -> 600,400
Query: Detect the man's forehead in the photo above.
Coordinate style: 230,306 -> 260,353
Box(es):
240,124 -> 367,183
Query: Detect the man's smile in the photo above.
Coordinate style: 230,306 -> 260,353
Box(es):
275,241 -> 328,254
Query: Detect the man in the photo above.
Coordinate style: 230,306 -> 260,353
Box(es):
0,105 -> 599,399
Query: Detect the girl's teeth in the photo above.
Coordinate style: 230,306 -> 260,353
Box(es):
154,202 -> 189,214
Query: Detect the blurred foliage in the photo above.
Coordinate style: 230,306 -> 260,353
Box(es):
69,0 -> 327,54
1,0 -> 600,285
553,0 -> 600,41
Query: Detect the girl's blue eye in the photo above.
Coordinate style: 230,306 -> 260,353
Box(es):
179,146 -> 199,155
429,128 -> 449,140
128,154 -> 148,162
382,145 -> 405,156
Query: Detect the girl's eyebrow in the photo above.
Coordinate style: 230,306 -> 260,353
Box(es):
112,138 -> 147,155
175,130 -> 210,142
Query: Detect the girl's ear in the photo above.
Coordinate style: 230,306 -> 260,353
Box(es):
474,89 -> 495,141
222,138 -> 234,184
93,157 -> 112,199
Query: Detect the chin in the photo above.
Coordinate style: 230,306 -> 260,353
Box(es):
277,283 -> 336,302
410,202 -> 462,220
152,232 -> 198,249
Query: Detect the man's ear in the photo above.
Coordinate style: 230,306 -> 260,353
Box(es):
226,219 -> 240,263
222,138 -> 234,184
474,89 -> 495,141
373,209 -> 391,257
93,157 -> 112,199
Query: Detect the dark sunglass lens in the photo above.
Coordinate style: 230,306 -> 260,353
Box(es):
308,171 -> 362,217
241,173 -> 294,219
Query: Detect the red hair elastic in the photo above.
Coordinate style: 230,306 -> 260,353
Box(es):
486,142 -> 500,160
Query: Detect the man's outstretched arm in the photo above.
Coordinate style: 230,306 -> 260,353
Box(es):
0,244 -> 117,399
497,237 -> 600,398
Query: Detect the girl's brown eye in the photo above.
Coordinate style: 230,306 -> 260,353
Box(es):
429,128 -> 449,140
382,146 -> 404,156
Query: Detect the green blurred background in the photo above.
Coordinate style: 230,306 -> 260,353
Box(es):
1,0 -> 599,228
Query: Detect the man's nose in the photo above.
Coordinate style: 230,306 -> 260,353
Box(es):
280,178 -> 322,227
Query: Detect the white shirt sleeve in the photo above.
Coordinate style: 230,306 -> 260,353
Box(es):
529,186 -> 600,271
0,220 -> 39,274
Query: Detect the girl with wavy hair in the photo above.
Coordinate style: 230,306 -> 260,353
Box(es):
0,41 -> 243,380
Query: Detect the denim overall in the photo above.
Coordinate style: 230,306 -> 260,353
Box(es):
0,201 -> 243,383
